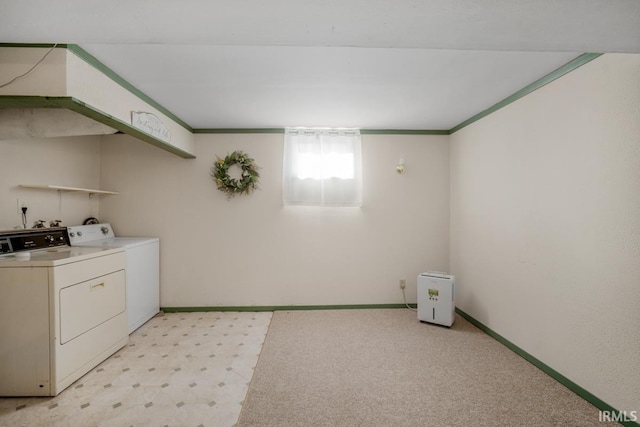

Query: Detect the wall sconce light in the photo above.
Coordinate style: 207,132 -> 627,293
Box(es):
396,158 -> 405,174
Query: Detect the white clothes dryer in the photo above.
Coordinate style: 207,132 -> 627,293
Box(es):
0,227 -> 128,396
68,223 -> 160,334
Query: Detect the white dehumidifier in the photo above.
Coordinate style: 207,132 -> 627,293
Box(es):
417,271 -> 455,327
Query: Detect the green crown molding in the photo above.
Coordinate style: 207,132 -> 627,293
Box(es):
180,54 -> 605,136
61,97 -> 196,158
0,95 -> 60,108
0,43 -> 68,49
0,95 -> 196,159
449,53 -> 603,134
1,45 -> 604,137
455,307 -> 639,427
66,44 -> 194,133
360,129 -> 449,135
193,128 -> 286,134
0,43 -> 192,133
193,128 -> 450,135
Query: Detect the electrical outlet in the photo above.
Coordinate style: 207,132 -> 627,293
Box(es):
17,198 -> 28,214
399,279 -> 406,289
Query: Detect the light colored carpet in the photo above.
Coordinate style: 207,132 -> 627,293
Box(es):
238,309 -> 607,427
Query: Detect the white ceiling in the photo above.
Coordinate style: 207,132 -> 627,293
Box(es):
1,0 -> 639,130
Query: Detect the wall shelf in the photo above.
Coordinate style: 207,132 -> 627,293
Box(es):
19,184 -> 118,196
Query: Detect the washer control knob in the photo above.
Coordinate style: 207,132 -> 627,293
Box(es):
101,226 -> 109,235
69,232 -> 75,237
77,231 -> 82,237
44,235 -> 54,243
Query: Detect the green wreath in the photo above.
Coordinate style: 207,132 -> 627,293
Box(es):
211,150 -> 260,198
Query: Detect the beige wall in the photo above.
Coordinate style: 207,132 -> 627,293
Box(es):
450,53 -> 640,411
98,133 -> 450,307
0,47 -> 67,95
0,136 -> 103,230
2,50 -> 637,414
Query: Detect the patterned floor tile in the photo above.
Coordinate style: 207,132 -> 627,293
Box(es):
0,311 -> 272,427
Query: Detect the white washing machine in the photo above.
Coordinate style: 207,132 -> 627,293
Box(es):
67,223 -> 160,334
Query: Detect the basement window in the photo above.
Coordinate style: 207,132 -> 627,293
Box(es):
283,127 -> 362,207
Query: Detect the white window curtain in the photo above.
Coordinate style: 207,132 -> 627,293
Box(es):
283,127 -> 362,207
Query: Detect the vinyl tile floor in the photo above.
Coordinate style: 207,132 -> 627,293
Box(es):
0,311 -> 273,427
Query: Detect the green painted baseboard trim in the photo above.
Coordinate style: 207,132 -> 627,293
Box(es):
157,304 -> 638,425
161,303 -> 416,313
455,307 -> 639,427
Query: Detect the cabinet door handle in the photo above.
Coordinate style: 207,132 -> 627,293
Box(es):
91,282 -> 105,291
